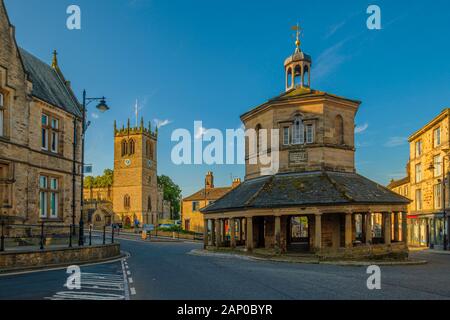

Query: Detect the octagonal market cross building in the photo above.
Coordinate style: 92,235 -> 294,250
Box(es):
201,35 -> 410,259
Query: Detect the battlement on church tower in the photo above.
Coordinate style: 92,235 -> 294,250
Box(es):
114,118 -> 158,139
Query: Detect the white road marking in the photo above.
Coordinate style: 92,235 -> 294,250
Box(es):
127,271 -> 131,275
130,287 -> 136,295
128,277 -> 133,283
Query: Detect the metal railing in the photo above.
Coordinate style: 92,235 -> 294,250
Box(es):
0,221 -> 116,252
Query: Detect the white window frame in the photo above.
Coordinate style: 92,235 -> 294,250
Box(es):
283,127 -> 290,145
39,175 -> 60,219
39,176 -> 48,218
434,183 -> 442,209
306,124 -> 314,144
415,163 -> 422,183
434,127 -> 441,148
42,114 -> 49,150
415,140 -> 422,158
416,189 -> 423,211
434,154 -> 442,177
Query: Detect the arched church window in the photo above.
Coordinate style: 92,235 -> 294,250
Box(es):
121,139 -> 128,157
335,115 -> 344,145
286,68 -> 293,88
292,116 -> 304,144
124,194 -> 131,210
294,65 -> 302,87
148,196 -> 152,211
129,139 -> 135,155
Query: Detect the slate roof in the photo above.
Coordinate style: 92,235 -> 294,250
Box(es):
387,176 -> 410,189
19,48 -> 82,118
183,187 -> 232,202
201,171 -> 411,213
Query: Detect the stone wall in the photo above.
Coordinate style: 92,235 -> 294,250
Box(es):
0,244 -> 120,271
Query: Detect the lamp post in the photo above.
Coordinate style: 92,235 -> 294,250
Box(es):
79,90 -> 109,246
428,148 -> 450,251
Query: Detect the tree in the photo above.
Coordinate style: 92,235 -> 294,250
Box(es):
84,169 -> 114,188
157,175 -> 182,219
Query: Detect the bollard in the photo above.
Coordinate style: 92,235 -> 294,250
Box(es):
111,226 -> 115,243
89,225 -> 92,246
0,221 -> 4,252
40,222 -> 44,250
69,225 -> 73,248
103,225 -> 106,245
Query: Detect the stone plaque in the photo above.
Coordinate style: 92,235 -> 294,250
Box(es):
289,151 -> 308,165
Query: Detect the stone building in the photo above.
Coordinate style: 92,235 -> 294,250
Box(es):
389,108 -> 450,250
182,172 -> 240,233
83,119 -> 168,227
0,0 -> 82,227
201,32 -> 410,259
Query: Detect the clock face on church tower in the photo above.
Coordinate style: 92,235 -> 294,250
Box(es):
124,159 -> 131,167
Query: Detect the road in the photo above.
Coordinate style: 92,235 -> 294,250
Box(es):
0,236 -> 449,300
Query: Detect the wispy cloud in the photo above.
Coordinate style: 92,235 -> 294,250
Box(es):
384,136 -> 408,148
355,123 -> 369,134
91,113 -> 99,119
153,118 -> 172,129
195,126 -> 208,139
313,38 -> 351,81
324,20 -> 346,39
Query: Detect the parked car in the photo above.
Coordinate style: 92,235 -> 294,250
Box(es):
158,223 -> 175,229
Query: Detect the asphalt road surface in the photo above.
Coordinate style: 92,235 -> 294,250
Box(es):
0,236 -> 449,300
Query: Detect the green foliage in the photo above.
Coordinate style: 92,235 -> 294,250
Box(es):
84,169 -> 114,188
157,175 -> 182,218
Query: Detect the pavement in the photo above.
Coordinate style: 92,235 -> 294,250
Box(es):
0,234 -> 449,300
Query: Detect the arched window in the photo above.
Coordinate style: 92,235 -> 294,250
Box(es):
292,116 -> 304,144
124,194 -> 131,210
335,115 -> 344,145
286,68 -> 293,89
294,65 -> 301,87
303,65 -> 310,87
129,139 -> 135,155
121,139 -> 128,157
95,214 -> 102,222
255,124 -> 262,154
147,196 -> 152,211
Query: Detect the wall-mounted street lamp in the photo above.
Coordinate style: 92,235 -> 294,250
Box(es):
78,90 -> 110,246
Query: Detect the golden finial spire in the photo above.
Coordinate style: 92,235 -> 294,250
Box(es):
51,50 -> 59,69
291,23 -> 302,52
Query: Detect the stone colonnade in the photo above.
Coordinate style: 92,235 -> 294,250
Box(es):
203,211 -> 408,253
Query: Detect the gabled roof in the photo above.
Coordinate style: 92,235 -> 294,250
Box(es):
19,48 -> 82,118
387,176 -> 410,189
201,171 -> 410,213
240,87 -> 361,121
183,187 -> 232,202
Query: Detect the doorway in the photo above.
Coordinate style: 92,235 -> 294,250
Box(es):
288,216 -> 310,252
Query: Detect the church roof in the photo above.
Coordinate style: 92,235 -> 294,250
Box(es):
19,48 -> 82,118
240,87 -> 361,120
183,187 -> 233,202
201,171 -> 410,213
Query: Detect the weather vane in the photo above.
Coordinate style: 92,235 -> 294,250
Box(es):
291,23 -> 302,50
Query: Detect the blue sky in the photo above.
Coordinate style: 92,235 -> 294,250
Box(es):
5,0 -> 450,197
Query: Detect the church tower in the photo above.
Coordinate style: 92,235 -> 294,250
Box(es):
112,118 -> 158,226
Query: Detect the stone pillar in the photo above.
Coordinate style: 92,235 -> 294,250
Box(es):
401,212 -> 408,243
210,219 -> 215,246
274,216 -> 281,252
246,217 -> 254,251
203,219 -> 208,249
314,214 -> 322,250
345,212 -> 353,248
383,212 -> 391,245
239,218 -> 243,241
215,219 -> 222,248
366,212 -> 373,244
230,218 -> 236,248
393,212 -> 400,242
220,219 -> 225,244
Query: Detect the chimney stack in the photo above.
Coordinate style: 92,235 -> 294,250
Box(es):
205,171 -> 214,190
232,178 -> 241,189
